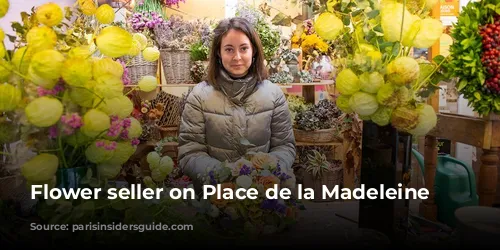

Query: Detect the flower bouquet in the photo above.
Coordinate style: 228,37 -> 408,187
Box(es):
190,151 -> 301,237
313,0 -> 450,137
0,0 -> 162,189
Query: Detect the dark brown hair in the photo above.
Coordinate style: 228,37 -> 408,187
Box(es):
206,17 -> 268,87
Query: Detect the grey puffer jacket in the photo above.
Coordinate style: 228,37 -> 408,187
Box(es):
178,69 -> 296,185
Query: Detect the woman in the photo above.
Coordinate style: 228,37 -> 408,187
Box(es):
178,17 -> 296,189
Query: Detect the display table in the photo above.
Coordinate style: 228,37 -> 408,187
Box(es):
420,113 -> 500,220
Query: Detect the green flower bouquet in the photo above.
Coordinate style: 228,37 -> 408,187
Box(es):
0,0 -> 161,189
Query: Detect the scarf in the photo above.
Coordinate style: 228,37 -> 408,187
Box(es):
216,68 -> 259,105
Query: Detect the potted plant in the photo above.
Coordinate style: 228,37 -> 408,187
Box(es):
302,150 -> 343,201
153,15 -> 198,84
293,99 -> 344,143
123,10 -> 165,84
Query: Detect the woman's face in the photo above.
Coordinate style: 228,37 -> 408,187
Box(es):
219,29 -> 253,78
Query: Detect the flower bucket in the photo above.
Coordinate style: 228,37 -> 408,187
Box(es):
56,167 -> 89,190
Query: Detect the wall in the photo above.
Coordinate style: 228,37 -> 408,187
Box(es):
164,0 -> 226,20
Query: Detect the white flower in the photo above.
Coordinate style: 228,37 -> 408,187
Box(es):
236,175 -> 253,189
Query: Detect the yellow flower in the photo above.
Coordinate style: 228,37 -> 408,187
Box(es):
92,57 -> 123,78
96,26 -> 134,58
11,47 -> 35,74
78,0 -> 97,16
26,26 -> 57,52
29,49 -> 65,82
61,58 -> 93,87
95,4 -> 114,24
317,40 -> 329,53
35,2 -> 64,27
0,0 -> 9,18
142,47 -> 160,62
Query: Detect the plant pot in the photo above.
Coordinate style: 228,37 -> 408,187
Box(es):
302,167 -> 342,201
56,167 -> 89,189
293,128 -> 341,143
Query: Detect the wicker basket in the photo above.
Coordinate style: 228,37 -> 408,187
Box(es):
302,165 -> 343,201
159,126 -> 179,138
123,54 -> 158,84
160,48 -> 192,84
293,128 -> 341,143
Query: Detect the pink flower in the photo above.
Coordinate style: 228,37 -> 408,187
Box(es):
48,126 -> 58,139
131,138 -> 140,146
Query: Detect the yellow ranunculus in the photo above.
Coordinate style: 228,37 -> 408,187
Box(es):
61,58 -> 93,87
26,26 -> 57,51
0,0 -> 9,18
95,4 -> 114,24
78,0 -> 97,16
142,47 -> 160,62
35,2 -> 64,27
0,28 -> 4,41
92,57 -> 123,78
25,96 -> 64,127
96,26 -> 134,58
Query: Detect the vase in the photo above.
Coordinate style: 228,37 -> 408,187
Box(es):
56,167 -> 89,190
286,60 -> 300,83
358,120 -> 412,243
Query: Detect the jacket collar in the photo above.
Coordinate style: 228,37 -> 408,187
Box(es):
217,68 -> 258,105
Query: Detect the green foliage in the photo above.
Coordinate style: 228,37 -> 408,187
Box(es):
189,41 -> 209,61
255,20 -> 281,62
447,0 -> 500,115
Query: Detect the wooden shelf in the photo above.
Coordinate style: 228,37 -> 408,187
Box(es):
281,80 -> 334,86
124,84 -> 197,88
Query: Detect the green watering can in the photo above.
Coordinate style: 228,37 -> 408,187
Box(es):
411,148 -> 479,227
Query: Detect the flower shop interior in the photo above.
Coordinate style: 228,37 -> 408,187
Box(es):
1,0 -> 500,247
